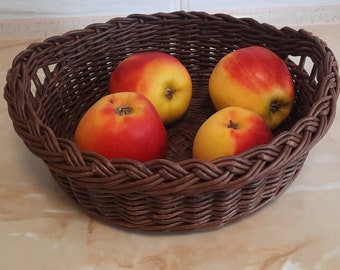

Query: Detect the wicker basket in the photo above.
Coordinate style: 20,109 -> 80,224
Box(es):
4,11 -> 339,231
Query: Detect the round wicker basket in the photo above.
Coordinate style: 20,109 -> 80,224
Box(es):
4,11 -> 339,231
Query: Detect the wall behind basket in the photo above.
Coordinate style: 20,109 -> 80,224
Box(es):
0,0 -> 340,39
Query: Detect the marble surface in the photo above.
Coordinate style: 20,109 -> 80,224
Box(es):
0,23 -> 340,270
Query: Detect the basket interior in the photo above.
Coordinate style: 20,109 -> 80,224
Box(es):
24,15 -> 328,164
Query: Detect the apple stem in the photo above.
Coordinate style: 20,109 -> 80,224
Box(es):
270,100 -> 281,113
165,88 -> 176,100
227,120 -> 239,129
115,106 -> 132,115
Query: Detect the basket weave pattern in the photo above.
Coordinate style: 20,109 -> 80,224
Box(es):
4,11 -> 339,231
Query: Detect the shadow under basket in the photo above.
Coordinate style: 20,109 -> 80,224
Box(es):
4,11 -> 340,232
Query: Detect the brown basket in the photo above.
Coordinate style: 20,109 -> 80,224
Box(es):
4,11 -> 339,231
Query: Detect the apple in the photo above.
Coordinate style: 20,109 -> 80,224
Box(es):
108,51 -> 192,125
209,46 -> 294,129
192,106 -> 273,161
74,92 -> 167,162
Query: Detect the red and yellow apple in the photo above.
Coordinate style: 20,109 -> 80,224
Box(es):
108,51 -> 192,125
209,46 -> 294,129
192,106 -> 273,161
74,92 -> 167,162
